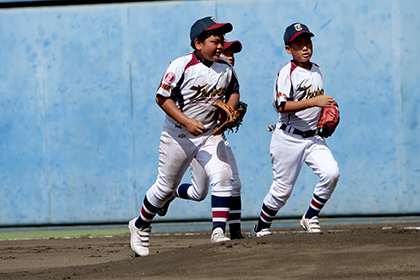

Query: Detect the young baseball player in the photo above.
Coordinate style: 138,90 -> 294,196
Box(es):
249,23 -> 340,237
221,39 -> 242,67
128,16 -> 242,256
157,39 -> 245,240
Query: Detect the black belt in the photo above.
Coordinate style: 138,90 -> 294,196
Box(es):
280,124 -> 317,138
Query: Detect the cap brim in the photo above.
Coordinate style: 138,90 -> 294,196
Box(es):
224,40 -> 242,53
205,22 -> 233,34
289,31 -> 314,43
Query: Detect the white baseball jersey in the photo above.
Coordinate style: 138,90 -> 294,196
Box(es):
273,61 -> 324,131
157,52 -> 239,130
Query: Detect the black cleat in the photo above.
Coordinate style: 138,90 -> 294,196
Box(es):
230,231 -> 245,240
157,196 -> 175,217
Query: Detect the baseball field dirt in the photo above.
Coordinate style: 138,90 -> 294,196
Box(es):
0,221 -> 419,280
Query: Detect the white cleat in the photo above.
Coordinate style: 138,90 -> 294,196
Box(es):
128,218 -> 151,256
249,225 -> 272,238
300,215 -> 322,233
211,227 -> 231,243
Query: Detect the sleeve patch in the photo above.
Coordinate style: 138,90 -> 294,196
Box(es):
160,83 -> 171,91
164,72 -> 175,83
277,91 -> 287,99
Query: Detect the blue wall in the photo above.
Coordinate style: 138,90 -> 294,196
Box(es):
0,0 -> 419,226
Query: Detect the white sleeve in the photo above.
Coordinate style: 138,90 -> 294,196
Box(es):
272,66 -> 291,111
156,56 -> 187,98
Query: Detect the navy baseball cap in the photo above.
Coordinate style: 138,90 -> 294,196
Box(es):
224,39 -> 242,53
283,23 -> 314,45
190,16 -> 233,44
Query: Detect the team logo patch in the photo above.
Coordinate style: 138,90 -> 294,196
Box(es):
211,17 -> 218,23
294,23 -> 303,31
164,72 -> 175,83
277,91 -> 287,98
160,83 -> 171,91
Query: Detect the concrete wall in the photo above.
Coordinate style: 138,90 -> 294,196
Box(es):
0,0 -> 419,226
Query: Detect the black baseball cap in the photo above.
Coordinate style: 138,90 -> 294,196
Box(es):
190,16 -> 233,45
283,23 -> 314,45
224,39 -> 242,53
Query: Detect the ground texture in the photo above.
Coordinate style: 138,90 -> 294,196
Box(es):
1,222 -> 419,280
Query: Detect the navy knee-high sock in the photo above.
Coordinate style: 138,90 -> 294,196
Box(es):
135,196 -> 159,229
228,196 -> 242,234
211,195 -> 230,232
305,194 -> 328,218
256,203 -> 278,231
175,183 -> 191,199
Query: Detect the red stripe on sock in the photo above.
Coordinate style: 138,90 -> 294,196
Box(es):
311,199 -> 323,209
213,210 -> 229,219
141,207 -> 155,220
261,211 -> 273,222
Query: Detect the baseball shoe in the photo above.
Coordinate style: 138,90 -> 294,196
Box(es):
128,218 -> 151,256
248,225 -> 272,238
157,196 -> 175,217
211,227 -> 231,243
230,231 -> 245,240
300,215 -> 322,233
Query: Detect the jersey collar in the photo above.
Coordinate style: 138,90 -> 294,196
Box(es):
194,51 -> 214,68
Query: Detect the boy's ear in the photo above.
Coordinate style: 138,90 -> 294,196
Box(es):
285,45 -> 292,54
194,38 -> 203,50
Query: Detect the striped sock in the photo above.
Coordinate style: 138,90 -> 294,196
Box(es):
256,204 -> 278,231
305,194 -> 328,219
175,183 -> 191,199
211,195 -> 230,232
135,196 -> 159,229
228,196 -> 242,234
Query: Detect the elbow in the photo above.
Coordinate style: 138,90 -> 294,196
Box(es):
156,95 -> 164,106
277,103 -> 286,113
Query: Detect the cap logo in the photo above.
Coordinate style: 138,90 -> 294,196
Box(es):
211,17 -> 218,23
294,23 -> 303,31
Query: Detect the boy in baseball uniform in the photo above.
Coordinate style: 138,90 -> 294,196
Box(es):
157,39 -> 244,240
250,23 -> 340,237
221,39 -> 242,67
128,17 -> 242,256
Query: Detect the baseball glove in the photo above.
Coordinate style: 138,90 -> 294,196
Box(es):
318,101 -> 340,138
212,101 -> 247,135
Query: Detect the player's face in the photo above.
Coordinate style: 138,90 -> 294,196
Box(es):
221,49 -> 235,66
195,34 -> 224,62
286,34 -> 313,69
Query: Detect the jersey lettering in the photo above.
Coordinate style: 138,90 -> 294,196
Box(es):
296,85 -> 324,101
189,84 -> 226,103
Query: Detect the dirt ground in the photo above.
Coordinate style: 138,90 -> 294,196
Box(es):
0,221 -> 419,280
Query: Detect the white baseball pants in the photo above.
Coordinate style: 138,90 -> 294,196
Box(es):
146,121 -> 238,208
263,128 -> 340,210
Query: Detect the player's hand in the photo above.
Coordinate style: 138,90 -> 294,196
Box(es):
314,95 -> 334,107
185,118 -> 206,136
